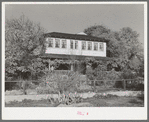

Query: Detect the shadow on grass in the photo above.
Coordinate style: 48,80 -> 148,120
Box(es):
5,99 -> 60,107
137,94 -> 144,101
129,99 -> 142,104
128,93 -> 144,105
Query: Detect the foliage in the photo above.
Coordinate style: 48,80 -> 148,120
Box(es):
84,25 -> 111,37
120,69 -> 136,79
93,93 -> 119,99
86,64 -> 121,81
84,25 -> 144,73
40,71 -> 80,94
127,83 -> 144,91
77,82 -> 93,92
5,15 -> 47,80
27,82 -> 38,89
36,86 -> 56,94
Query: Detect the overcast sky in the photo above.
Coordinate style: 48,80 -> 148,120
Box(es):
5,3 -> 144,43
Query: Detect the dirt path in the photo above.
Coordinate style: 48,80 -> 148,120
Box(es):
5,91 -> 143,103
5,92 -> 95,103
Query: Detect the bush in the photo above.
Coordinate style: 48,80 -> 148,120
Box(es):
12,82 -> 22,90
36,86 -> 56,94
135,83 -> 144,91
39,71 -> 81,94
39,82 -> 46,87
93,93 -> 119,99
137,92 -> 144,101
120,69 -> 136,79
27,82 -> 38,89
86,65 -> 121,87
126,82 -> 144,91
77,83 -> 92,92
86,66 -> 94,80
114,81 -> 124,88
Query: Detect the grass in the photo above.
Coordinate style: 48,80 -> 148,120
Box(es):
85,96 -> 144,107
6,99 -> 60,107
5,95 -> 144,107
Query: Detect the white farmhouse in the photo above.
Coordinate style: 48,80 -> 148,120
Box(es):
44,32 -> 108,57
41,32 -> 109,72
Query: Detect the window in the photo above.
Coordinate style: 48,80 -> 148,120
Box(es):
99,42 -> 104,51
55,39 -> 60,48
94,42 -> 98,51
88,42 -> 92,50
75,41 -> 78,49
82,41 -> 86,50
48,38 -> 53,47
62,40 -> 67,48
70,40 -> 73,49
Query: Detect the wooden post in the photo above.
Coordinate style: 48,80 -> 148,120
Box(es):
94,80 -> 95,87
71,63 -> 73,71
51,66 -> 54,72
123,80 -> 126,90
22,81 -> 27,95
49,59 -> 51,71
94,80 -> 96,92
104,80 -> 107,88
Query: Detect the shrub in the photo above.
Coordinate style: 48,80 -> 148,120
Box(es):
39,71 -> 81,94
77,83 -> 93,93
36,86 -> 56,94
120,69 -> 136,79
126,82 -> 144,91
86,65 -> 121,87
135,83 -> 144,91
86,66 -> 94,80
25,82 -> 38,89
114,81 -> 124,88
11,82 -> 22,90
94,93 -> 118,99
137,92 -> 144,101
39,82 -> 46,87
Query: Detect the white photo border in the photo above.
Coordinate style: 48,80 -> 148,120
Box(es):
2,2 -> 148,120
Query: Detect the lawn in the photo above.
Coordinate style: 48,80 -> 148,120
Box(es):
5,95 -> 144,107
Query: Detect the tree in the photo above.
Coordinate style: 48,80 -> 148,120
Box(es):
5,15 -> 46,80
117,27 -> 143,72
84,25 -> 120,58
84,25 -> 144,73
84,25 -> 111,37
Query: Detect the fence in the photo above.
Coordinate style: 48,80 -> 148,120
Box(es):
5,77 -> 144,95
88,78 -> 144,91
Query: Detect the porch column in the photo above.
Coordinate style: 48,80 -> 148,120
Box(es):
49,59 -> 51,71
71,63 -> 74,71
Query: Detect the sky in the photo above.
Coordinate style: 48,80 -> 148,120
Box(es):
5,3 -> 144,44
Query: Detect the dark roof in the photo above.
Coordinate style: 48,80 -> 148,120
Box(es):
44,32 -> 109,43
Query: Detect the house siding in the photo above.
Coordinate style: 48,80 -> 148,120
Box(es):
45,37 -> 106,57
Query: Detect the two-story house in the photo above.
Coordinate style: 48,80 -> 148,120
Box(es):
41,32 -> 109,72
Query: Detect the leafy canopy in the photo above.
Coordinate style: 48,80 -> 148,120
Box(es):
84,25 -> 144,74
5,15 -> 46,80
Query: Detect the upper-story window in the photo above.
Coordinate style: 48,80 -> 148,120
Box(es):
75,41 -> 78,49
94,42 -> 98,51
88,42 -> 92,50
70,40 -> 73,49
99,42 -> 104,51
82,41 -> 86,50
55,39 -> 60,48
62,39 -> 67,48
48,38 -> 53,47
